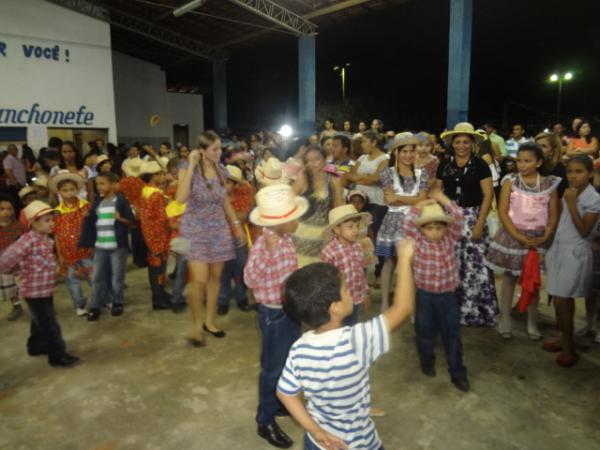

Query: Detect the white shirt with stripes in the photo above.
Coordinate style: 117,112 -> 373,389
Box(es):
277,315 -> 389,449
95,197 -> 118,250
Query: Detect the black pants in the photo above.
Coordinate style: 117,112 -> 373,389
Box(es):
131,227 -> 148,268
25,296 -> 67,362
367,203 -> 388,278
414,290 -> 467,380
148,261 -> 171,305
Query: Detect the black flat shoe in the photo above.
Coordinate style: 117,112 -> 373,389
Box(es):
257,421 -> 293,448
87,308 -> 100,321
49,353 -> 80,368
203,324 -> 226,338
421,366 -> 436,377
152,301 -> 172,311
187,337 -> 206,348
452,378 -> 470,392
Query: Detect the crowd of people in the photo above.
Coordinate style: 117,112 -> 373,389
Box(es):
1,115 -> 599,449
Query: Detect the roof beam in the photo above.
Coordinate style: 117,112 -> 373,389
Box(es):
304,0 -> 373,19
44,0 -> 227,60
226,0 -> 317,35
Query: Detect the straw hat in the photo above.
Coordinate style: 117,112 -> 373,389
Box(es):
18,186 -> 36,200
225,165 -> 243,183
249,184 -> 309,227
33,174 -> 48,188
322,204 -> 372,240
414,203 -> 454,227
166,200 -> 187,218
96,155 -> 111,166
23,200 -> 54,223
122,157 -> 143,177
255,158 -> 287,186
140,161 -> 165,175
48,171 -> 85,194
440,122 -> 484,145
157,156 -> 170,170
388,132 -> 421,152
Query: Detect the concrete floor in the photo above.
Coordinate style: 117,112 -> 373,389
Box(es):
1,262 -> 599,450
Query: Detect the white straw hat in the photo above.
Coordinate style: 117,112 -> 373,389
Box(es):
122,157 -> 143,177
323,204 -> 372,240
414,203 -> 454,227
140,161 -> 165,175
255,158 -> 287,186
23,200 -> 54,223
18,186 -> 36,200
48,171 -> 85,194
249,184 -> 309,227
225,165 -> 243,183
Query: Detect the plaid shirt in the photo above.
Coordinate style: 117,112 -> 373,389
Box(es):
244,228 -> 297,307
0,231 -> 55,299
0,221 -> 25,252
403,202 -> 464,293
320,237 -> 368,304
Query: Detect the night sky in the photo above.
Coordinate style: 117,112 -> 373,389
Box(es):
201,0 -> 600,135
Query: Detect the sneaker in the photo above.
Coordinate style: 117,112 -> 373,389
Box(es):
87,308 -> 101,321
76,308 -> 87,317
6,305 -> 23,321
111,304 -> 124,316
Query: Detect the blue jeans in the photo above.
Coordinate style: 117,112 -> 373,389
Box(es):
256,305 -> 301,427
25,296 -> 66,362
171,254 -> 188,305
65,258 -> 93,309
218,245 -> 248,307
91,248 -> 128,309
304,433 -> 384,450
414,289 -> 467,380
343,303 -> 362,327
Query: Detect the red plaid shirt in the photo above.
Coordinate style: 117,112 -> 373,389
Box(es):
403,202 -> 464,293
0,231 -> 55,299
244,228 -> 297,307
320,237 -> 368,304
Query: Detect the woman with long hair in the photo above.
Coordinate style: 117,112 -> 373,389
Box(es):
176,131 -> 245,346
292,146 -> 343,267
49,141 -> 94,202
535,132 -> 569,198
435,123 -> 497,327
567,120 -> 599,158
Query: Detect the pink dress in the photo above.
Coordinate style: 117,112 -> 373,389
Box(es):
179,162 -> 235,263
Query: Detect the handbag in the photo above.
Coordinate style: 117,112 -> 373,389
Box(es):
487,197 -> 500,239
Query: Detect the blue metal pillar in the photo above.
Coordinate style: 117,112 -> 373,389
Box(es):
298,35 -> 316,136
446,0 -> 473,129
212,60 -> 228,132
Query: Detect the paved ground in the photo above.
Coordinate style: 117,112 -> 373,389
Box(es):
1,262 -> 599,450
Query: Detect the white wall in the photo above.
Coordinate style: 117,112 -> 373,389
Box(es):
112,51 -> 204,147
0,0 -> 117,149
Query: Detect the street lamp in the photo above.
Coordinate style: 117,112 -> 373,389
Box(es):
549,71 -> 574,120
333,63 -> 351,100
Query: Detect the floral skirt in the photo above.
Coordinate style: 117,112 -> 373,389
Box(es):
485,227 -> 546,276
456,207 -> 498,327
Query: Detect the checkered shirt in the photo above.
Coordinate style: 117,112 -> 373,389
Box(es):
320,237 -> 368,304
403,202 -> 464,293
0,231 -> 55,299
244,228 -> 297,307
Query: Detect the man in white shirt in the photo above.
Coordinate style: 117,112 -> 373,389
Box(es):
505,123 -> 531,159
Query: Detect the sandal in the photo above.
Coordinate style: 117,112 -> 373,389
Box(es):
556,353 -> 579,368
542,341 -> 563,353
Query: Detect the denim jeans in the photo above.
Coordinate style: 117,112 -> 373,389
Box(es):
91,248 -> 128,309
171,254 -> 188,305
25,296 -> 66,362
343,303 -> 362,327
414,289 -> 467,380
256,305 -> 301,427
218,245 -> 249,307
304,433 -> 384,450
65,258 -> 93,309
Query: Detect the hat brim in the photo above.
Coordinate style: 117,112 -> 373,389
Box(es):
414,214 -> 454,227
123,165 -> 142,177
18,187 -> 36,199
226,174 -> 242,183
389,137 -> 422,152
48,173 -> 85,193
322,212 -> 372,240
28,207 -> 55,224
255,167 -> 287,186
440,130 -> 484,145
249,196 -> 309,227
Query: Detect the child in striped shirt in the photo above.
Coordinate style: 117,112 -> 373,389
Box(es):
277,240 -> 415,450
80,172 -> 136,321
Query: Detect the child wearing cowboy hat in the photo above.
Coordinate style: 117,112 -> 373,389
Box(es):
402,189 -> 470,392
320,204 -> 372,326
138,161 -> 173,311
0,200 -> 80,368
243,184 -> 308,449
49,172 -> 94,316
255,158 -> 288,187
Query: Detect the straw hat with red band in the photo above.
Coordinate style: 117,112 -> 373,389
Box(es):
255,158 -> 288,186
23,200 -> 54,223
249,184 -> 309,227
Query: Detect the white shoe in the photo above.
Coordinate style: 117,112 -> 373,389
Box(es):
76,308 -> 88,316
575,325 -> 596,337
